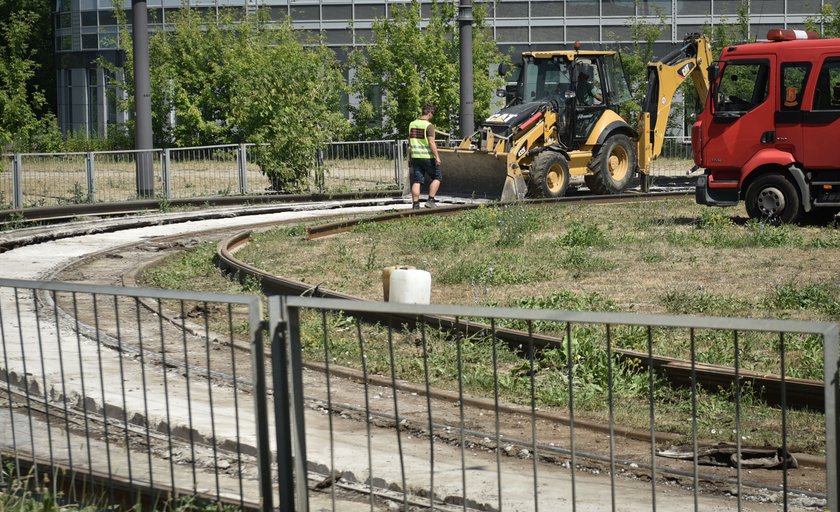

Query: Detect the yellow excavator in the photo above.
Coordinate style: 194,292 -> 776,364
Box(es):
439,34 -> 713,201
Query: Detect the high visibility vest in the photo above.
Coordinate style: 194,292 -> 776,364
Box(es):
409,119 -> 433,159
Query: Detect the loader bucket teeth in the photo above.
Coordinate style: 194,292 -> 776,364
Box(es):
437,150 -> 526,203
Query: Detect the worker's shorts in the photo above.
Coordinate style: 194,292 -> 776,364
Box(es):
410,158 -> 442,185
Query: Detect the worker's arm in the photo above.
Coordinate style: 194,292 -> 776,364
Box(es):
426,124 -> 441,165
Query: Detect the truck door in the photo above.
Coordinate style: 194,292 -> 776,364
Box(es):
703,58 -> 774,172
572,58 -> 608,144
774,62 -> 812,163
802,57 -> 840,169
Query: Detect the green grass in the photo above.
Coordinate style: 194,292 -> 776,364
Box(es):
141,196 -> 840,453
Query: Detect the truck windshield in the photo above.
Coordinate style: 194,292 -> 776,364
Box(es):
520,58 -> 572,103
713,61 -> 769,113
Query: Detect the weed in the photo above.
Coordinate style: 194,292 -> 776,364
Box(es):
659,289 -> 749,315
158,197 -> 172,213
696,207 -> 732,230
560,247 -> 615,277
557,221 -> 609,248
495,203 -> 540,247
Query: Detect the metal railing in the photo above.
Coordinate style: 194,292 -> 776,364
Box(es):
2,278 -> 837,510
0,279 -> 270,510
1,137 -> 695,210
0,141 -> 406,210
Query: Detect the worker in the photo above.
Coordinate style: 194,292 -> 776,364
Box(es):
576,67 -> 603,106
408,103 -> 442,209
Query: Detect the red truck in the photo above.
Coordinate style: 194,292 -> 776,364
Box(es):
694,29 -> 840,224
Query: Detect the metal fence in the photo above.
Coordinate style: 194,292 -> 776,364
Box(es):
0,137 -> 694,210
0,279 -> 270,510
0,141 -> 406,209
2,277 -> 837,510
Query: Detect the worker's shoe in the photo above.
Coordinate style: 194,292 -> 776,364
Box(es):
412,201 -> 420,209
425,197 -> 438,209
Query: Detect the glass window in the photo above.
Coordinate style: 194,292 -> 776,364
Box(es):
82,33 -> 99,49
354,4 -> 384,20
751,25 -> 778,40
354,28 -> 373,44
567,25 -> 599,41
604,54 -> 631,105
147,8 -> 162,23
532,26 -> 563,42
531,1 -> 563,17
290,5 -> 319,20
638,0 -> 670,16
714,0 -> 741,15
566,0 -> 598,17
780,62 -> 810,111
269,6 -> 289,20
56,11 -> 72,29
677,0 -> 710,15
813,59 -> 840,111
751,0 -> 782,13
81,11 -> 98,26
714,61 -> 769,112
80,0 -> 96,10
99,10 -> 117,25
496,2 -> 528,18
605,25 -> 632,40
788,0 -> 821,14
324,28 -> 352,45
57,35 -> 72,51
322,4 -> 350,20
496,27 -> 528,42
602,0 -> 635,17
100,31 -> 118,48
88,69 -> 99,136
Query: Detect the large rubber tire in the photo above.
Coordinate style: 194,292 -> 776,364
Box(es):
745,174 -> 802,224
529,151 -> 571,198
587,134 -> 636,195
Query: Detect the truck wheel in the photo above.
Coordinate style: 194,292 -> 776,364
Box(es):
745,174 -> 802,224
529,151 -> 570,198
588,134 -> 636,195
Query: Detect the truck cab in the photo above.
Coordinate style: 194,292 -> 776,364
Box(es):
694,29 -> 840,223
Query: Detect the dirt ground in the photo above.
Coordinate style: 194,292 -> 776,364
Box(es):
51,222 -> 829,510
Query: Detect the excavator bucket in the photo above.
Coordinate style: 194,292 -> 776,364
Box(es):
436,149 -> 527,203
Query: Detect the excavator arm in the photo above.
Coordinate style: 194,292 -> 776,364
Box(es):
638,34 -> 713,174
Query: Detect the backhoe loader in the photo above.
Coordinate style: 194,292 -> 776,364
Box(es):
439,34 -> 713,201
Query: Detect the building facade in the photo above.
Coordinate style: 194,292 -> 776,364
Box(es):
54,0 -> 828,135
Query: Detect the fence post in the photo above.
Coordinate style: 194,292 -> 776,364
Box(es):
238,143 -> 248,195
825,324 -> 840,512
86,152 -> 96,203
12,154 -> 23,209
395,140 -> 404,190
249,303 -> 273,512
162,148 -> 172,200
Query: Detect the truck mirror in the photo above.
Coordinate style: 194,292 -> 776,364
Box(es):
498,62 -> 510,77
708,64 -> 718,83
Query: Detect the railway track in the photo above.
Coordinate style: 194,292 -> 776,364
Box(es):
0,188 -> 831,510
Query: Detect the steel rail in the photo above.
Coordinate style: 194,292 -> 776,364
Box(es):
0,190 -> 402,226
216,196 -> 826,413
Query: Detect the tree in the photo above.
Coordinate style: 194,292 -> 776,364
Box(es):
135,8 -> 348,191
806,3 -> 840,38
348,0 -> 506,139
0,11 -> 61,151
0,0 -> 56,112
